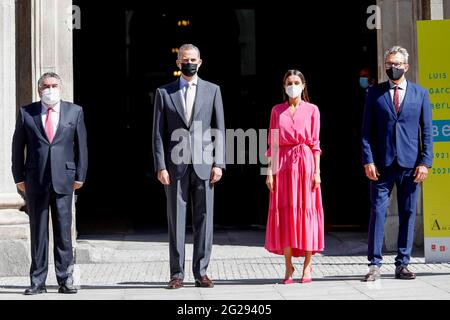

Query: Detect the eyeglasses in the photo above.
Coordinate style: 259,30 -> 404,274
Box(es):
385,62 -> 405,68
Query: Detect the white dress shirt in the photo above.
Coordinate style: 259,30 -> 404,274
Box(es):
179,75 -> 198,118
389,79 -> 408,107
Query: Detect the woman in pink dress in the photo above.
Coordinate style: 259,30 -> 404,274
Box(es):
265,69 -> 324,284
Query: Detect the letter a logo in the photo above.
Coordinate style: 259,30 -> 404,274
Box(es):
431,219 -> 441,231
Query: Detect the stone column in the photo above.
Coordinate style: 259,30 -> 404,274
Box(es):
443,0 -> 450,18
431,0 -> 444,19
14,0 -> 76,266
376,0 -> 425,251
0,0 -> 30,276
29,0 -> 74,101
17,0 -> 74,106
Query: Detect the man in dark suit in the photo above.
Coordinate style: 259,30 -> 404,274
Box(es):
12,73 -> 88,294
362,46 -> 433,281
153,44 -> 226,289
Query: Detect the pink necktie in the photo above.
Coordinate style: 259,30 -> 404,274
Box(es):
45,107 -> 55,143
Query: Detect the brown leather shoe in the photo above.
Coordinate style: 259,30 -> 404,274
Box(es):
395,266 -> 416,280
167,278 -> 184,289
362,265 -> 381,282
195,275 -> 214,288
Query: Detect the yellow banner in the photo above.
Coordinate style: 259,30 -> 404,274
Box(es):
417,20 -> 450,250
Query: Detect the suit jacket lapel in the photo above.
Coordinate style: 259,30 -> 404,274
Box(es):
397,82 -> 410,117
169,79 -> 189,127
32,102 -> 48,142
382,82 -> 398,118
52,101 -> 66,144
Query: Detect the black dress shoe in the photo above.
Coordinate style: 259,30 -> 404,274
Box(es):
58,283 -> 78,294
24,286 -> 47,295
395,266 -> 416,280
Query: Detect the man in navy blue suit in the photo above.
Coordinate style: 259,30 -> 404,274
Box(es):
361,46 -> 433,281
12,73 -> 88,294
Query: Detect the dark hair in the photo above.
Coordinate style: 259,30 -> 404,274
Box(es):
38,72 -> 62,88
282,69 -> 310,102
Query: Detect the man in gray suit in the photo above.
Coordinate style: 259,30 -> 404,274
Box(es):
12,73 -> 88,295
153,44 -> 226,289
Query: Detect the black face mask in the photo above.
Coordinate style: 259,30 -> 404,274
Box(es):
386,67 -> 405,81
181,63 -> 198,77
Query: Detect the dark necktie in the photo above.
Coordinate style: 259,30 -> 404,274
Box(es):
393,86 -> 400,114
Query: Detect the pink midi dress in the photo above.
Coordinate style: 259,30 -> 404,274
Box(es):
265,101 -> 325,257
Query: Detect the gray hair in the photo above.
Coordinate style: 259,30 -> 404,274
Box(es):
384,46 -> 409,64
38,72 -> 62,89
178,44 -> 201,60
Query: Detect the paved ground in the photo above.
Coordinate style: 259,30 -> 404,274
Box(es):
1,229 -> 450,300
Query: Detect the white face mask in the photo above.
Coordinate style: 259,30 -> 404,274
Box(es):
285,84 -> 303,99
41,88 -> 61,105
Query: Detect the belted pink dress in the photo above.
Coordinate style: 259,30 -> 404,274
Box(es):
265,101 -> 324,257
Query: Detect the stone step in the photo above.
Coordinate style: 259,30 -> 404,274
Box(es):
74,230 -> 370,264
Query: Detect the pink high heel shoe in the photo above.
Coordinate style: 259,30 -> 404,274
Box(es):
300,266 -> 313,283
282,265 -> 295,284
